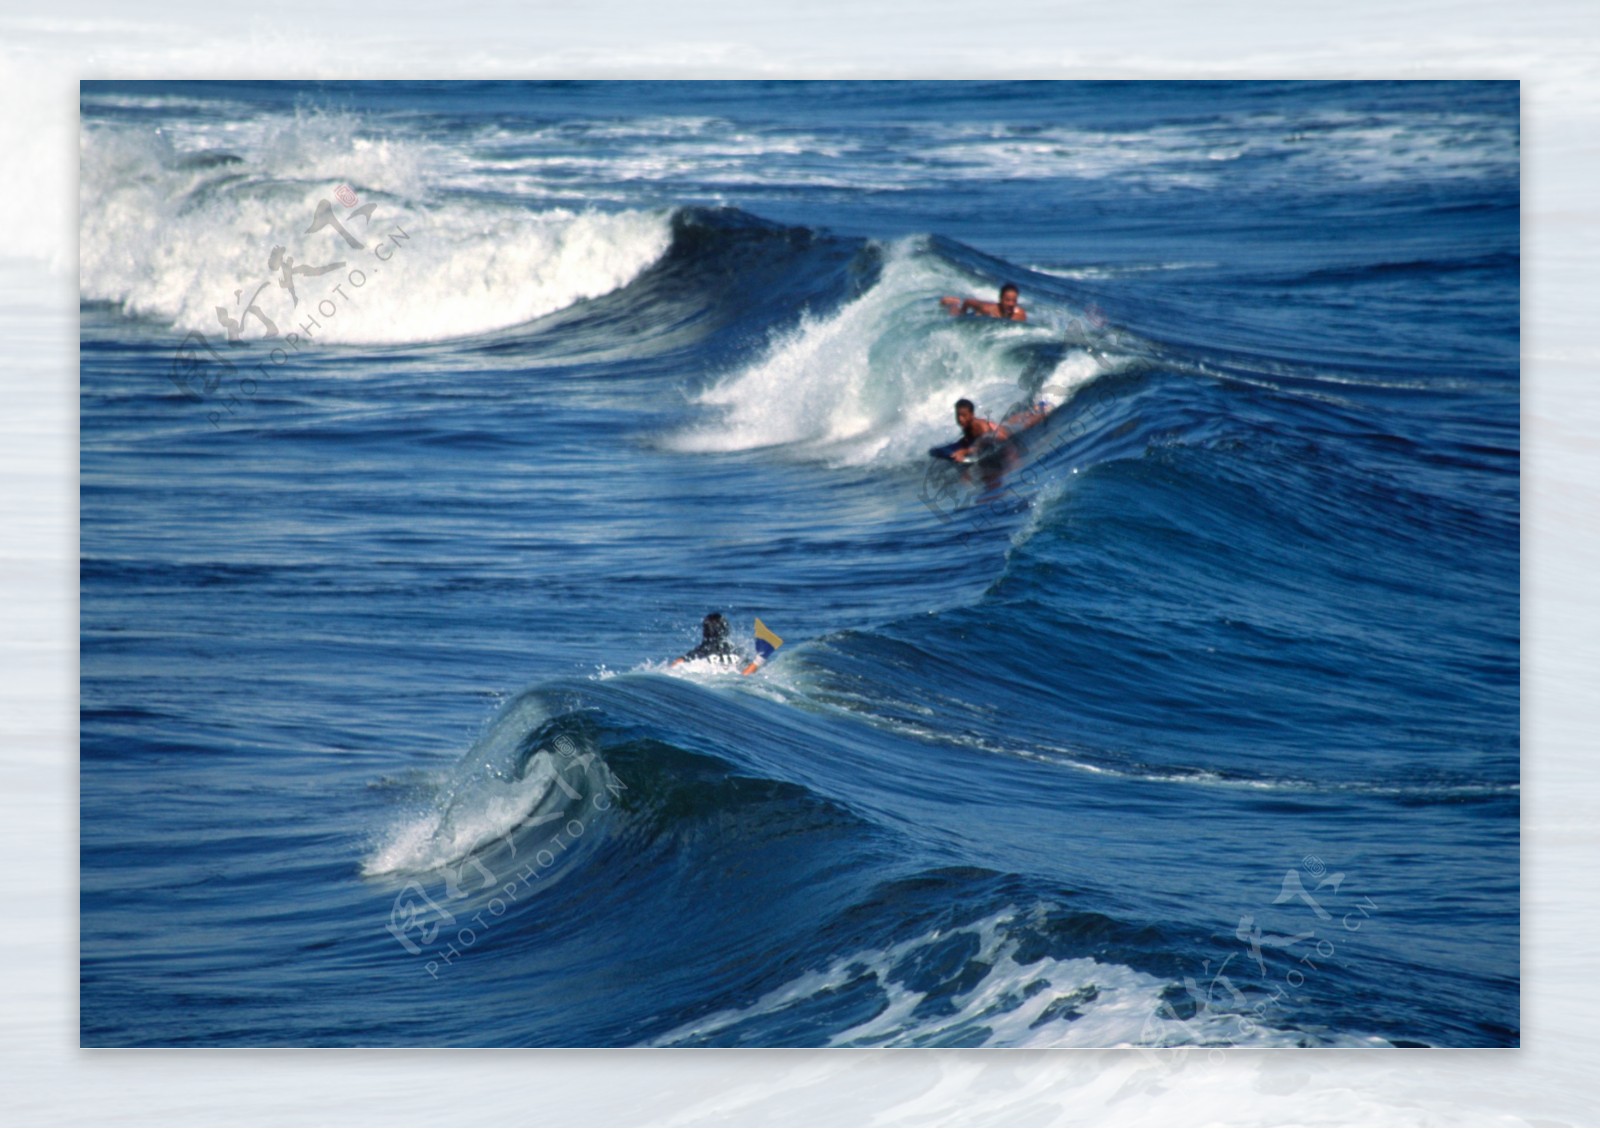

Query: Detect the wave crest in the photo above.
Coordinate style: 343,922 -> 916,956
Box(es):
80,119 -> 673,344
671,238 -> 1129,466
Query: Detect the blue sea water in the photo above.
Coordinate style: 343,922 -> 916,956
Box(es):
78,80 -> 1519,1048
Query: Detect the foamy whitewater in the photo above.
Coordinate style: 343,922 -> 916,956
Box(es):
80,80 -> 1519,1048
79,114 -> 674,344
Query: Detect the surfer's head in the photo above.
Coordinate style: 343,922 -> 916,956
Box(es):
702,613 -> 729,642
998,283 -> 1019,319
955,398 -> 976,430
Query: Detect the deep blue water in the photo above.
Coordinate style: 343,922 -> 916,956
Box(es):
79,80 -> 1519,1048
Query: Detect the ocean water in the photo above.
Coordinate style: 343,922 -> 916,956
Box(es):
78,80 -> 1519,1049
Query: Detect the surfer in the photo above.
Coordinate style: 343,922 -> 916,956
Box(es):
672,613 -> 740,667
940,282 -> 1027,323
947,398 -> 1008,462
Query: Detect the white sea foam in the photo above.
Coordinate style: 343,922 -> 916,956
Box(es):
651,904 -> 1391,1049
622,656 -> 748,681
79,119 -> 674,345
441,110 -> 1515,204
914,114 -> 1515,188
1029,261 -> 1218,280
361,754 -> 565,876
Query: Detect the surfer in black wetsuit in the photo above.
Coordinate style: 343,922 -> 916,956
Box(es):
672,613 -> 739,666
940,282 -> 1027,322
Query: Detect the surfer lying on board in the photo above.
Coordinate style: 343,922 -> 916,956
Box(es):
940,282 -> 1027,323
947,398 -> 1009,462
672,613 -> 740,667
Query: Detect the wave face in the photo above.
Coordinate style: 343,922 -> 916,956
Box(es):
79,80 -> 1519,1049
